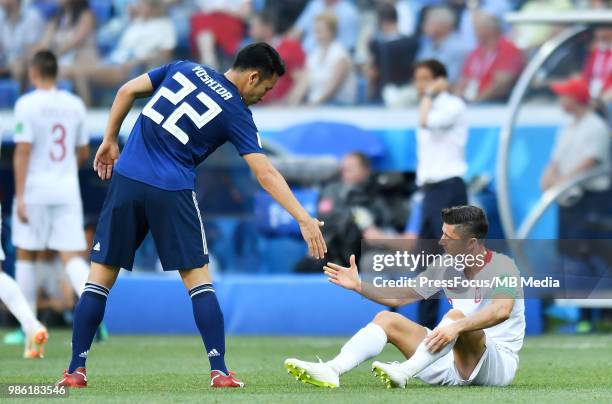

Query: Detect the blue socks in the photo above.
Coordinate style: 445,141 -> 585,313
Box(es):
190,284 -> 228,374
68,283 -> 108,373
67,282 -> 227,374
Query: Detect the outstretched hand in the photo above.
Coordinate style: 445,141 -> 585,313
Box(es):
299,217 -> 327,259
93,140 -> 120,180
323,254 -> 361,292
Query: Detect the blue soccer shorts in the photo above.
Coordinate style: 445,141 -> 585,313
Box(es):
90,173 -> 209,271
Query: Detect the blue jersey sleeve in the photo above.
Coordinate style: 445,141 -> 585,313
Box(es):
227,114 -> 264,155
147,62 -> 174,90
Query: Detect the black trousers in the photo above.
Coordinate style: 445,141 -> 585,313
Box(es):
417,177 -> 467,329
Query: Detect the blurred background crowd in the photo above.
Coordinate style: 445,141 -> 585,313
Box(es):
0,0 -> 610,107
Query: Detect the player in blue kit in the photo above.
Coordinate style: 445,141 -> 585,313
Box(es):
56,43 -> 327,389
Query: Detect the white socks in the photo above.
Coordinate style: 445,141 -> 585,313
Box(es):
327,323 -> 388,375
15,260 -> 37,314
0,272 -> 41,334
399,317 -> 458,377
64,256 -> 90,297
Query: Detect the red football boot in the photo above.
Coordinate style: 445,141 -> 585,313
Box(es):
56,367 -> 87,388
210,370 -> 245,388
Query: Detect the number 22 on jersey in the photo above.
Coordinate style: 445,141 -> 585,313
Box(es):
142,72 -> 222,145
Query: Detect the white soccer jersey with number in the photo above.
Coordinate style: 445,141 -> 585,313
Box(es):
13,88 -> 88,205
414,251 -> 526,356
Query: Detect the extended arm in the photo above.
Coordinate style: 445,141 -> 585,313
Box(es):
243,153 -> 327,259
324,255 -> 423,307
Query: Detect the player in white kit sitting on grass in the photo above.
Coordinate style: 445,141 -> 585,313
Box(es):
285,205 -> 525,388
11,50 -> 91,333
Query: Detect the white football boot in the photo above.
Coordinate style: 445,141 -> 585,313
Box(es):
284,357 -> 340,388
371,361 -> 409,389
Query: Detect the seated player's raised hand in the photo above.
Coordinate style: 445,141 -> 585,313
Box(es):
324,254 -> 361,292
93,140 -> 120,180
299,217 -> 327,259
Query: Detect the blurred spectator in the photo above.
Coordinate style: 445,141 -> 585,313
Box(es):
190,0 -> 251,71
456,11 -> 524,103
96,0 -> 138,50
65,0 -> 176,106
582,27 -> 612,101
291,12 -> 357,106
365,2 -> 419,102
449,0 -> 513,51
166,0 -> 199,48
510,0 -> 572,53
37,0 -> 98,67
295,152 -> 389,271
373,0 -> 417,36
263,0 -> 310,35
249,10 -> 306,105
0,0 -> 44,90
541,77 -> 610,332
417,5 -> 468,85
541,78 -> 610,210
290,0 -> 359,53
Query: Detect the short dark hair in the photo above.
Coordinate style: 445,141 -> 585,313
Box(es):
30,50 -> 58,80
377,3 -> 398,23
347,151 -> 371,172
441,205 -> 489,240
413,59 -> 447,79
232,42 -> 285,79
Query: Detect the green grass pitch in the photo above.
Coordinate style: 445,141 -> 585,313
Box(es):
1,330 -> 611,403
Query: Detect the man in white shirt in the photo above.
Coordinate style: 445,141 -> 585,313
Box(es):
12,50 -> 91,326
285,205 -> 525,388
413,59 -> 469,330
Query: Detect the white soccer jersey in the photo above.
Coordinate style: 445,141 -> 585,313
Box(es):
414,251 -> 526,356
13,88 -> 88,205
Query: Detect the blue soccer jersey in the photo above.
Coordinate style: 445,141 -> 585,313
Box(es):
115,61 -> 264,191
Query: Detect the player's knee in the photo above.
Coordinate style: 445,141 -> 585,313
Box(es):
445,308 -> 466,321
372,311 -> 402,339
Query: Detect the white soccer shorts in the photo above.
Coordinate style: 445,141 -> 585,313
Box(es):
414,331 -> 519,386
11,202 -> 87,251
